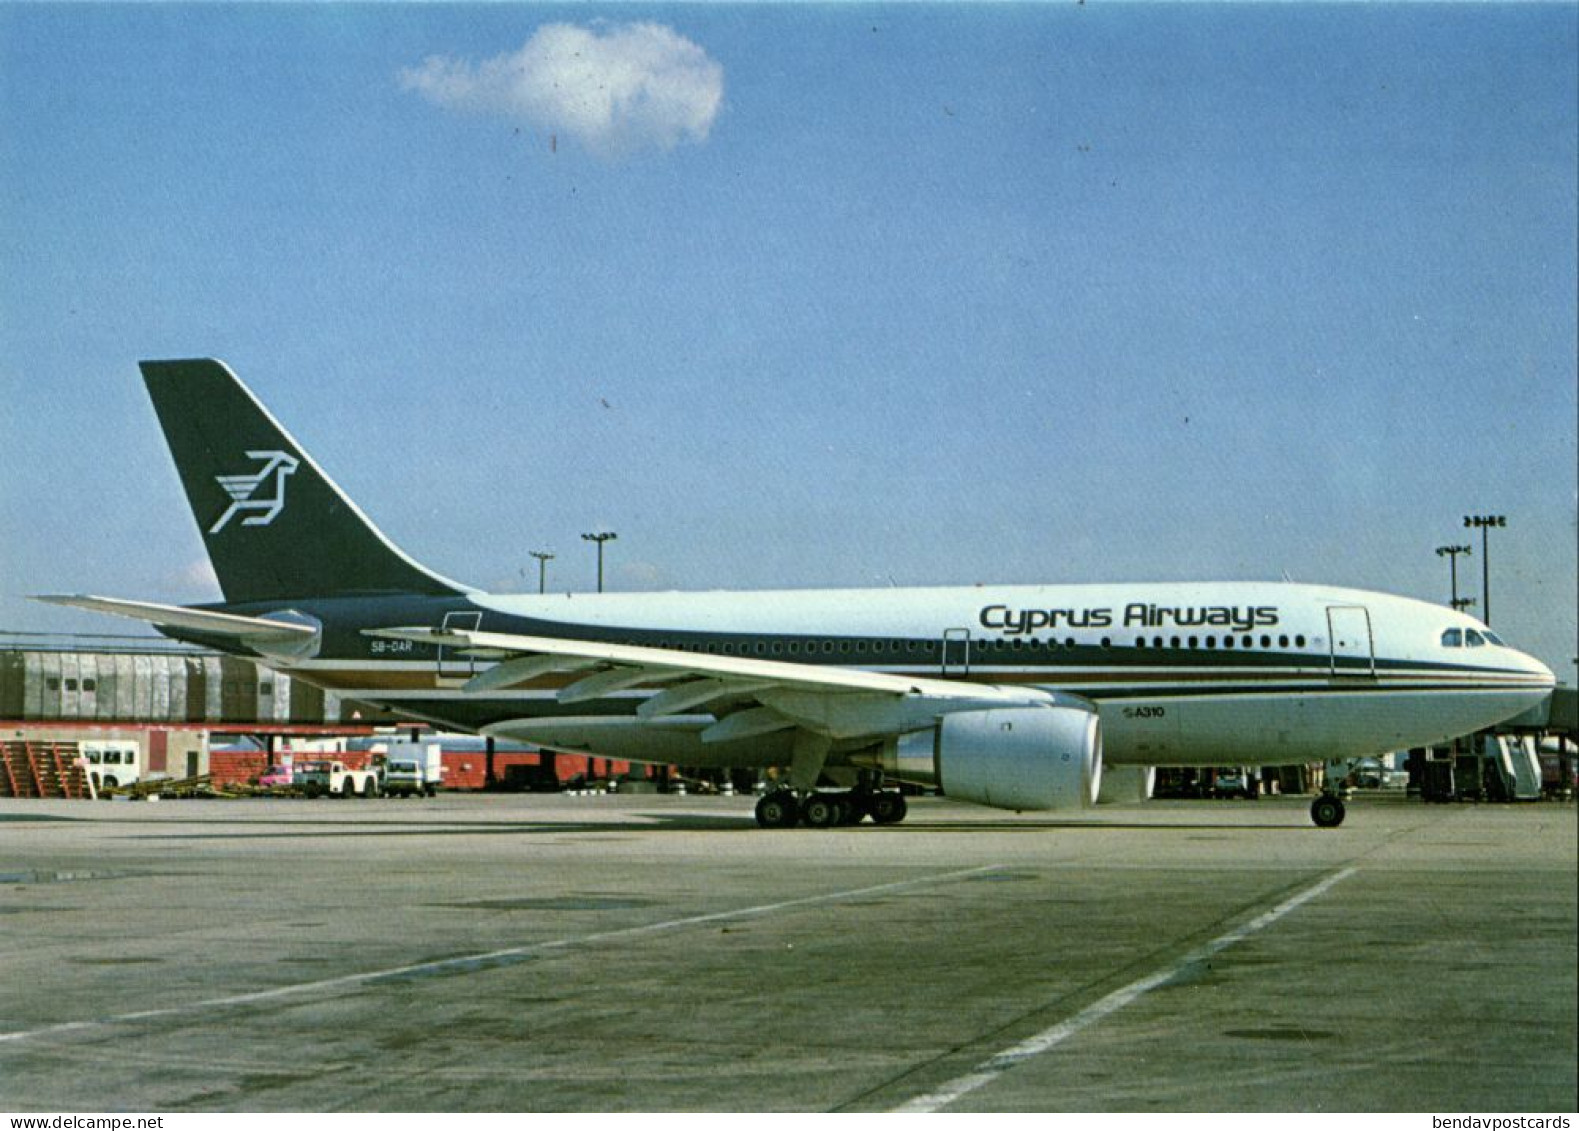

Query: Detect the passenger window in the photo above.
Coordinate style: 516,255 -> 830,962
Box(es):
1441,628 -> 1462,648
1465,629 -> 1485,648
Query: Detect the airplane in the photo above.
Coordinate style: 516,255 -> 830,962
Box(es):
39,359 -> 1556,829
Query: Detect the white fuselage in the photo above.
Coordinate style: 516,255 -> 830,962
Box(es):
280,580 -> 1555,770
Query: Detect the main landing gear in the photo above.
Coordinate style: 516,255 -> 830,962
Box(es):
754,787 -> 908,829
1310,792 -> 1346,828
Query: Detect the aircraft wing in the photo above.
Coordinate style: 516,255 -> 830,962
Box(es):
365,625 -> 1055,743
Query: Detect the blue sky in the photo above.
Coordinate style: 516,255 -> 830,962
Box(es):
2,3 -> 1575,680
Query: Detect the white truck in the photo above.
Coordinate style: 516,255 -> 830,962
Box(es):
296,759 -> 380,798
381,741 -> 443,798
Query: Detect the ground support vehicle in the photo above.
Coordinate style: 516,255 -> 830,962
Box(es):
296,759 -> 379,798
380,742 -> 443,797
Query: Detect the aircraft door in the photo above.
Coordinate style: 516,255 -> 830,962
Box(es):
437,610 -> 483,682
1326,606 -> 1375,678
941,628 -> 971,676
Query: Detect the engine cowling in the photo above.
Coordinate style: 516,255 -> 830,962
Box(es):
886,704 -> 1103,812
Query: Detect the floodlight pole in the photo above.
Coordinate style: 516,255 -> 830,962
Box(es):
1434,544 -> 1472,611
1462,515 -> 1506,626
581,531 -> 617,593
528,550 -> 555,595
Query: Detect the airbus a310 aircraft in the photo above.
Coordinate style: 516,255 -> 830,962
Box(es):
41,360 -> 1554,828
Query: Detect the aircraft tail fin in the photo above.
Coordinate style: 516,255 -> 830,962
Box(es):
139,359 -> 469,604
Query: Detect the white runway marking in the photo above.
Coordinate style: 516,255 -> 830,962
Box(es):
0,864 -> 1000,1046
893,866 -> 1359,1113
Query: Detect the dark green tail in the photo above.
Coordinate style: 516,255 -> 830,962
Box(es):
140,359 -> 467,603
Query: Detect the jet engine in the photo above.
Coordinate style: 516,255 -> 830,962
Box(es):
883,703 -> 1103,811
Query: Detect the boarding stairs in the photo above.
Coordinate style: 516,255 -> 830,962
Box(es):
1490,736 -> 1544,801
0,740 -> 91,799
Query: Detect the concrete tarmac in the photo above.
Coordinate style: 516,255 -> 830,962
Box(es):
0,792 -> 1574,1113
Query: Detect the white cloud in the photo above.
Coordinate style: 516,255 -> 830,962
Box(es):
402,22 -> 724,157
163,557 -> 221,600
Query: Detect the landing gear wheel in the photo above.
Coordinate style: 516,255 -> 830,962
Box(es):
1311,793 -> 1346,828
755,791 -> 800,829
836,795 -> 864,825
869,791 -> 908,825
801,793 -> 841,829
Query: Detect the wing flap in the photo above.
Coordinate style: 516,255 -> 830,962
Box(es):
638,677 -> 776,719
464,653 -> 597,694
559,667 -> 686,704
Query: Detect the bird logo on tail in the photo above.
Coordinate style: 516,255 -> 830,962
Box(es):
209,450 -> 300,533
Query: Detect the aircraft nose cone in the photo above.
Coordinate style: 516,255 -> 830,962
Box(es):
1515,650 -> 1557,688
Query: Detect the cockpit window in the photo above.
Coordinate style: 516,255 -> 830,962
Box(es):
1482,630 -> 1505,646
1441,628 -> 1462,648
1465,629 -> 1485,647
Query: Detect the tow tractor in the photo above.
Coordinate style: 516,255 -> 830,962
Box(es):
296,759 -> 380,798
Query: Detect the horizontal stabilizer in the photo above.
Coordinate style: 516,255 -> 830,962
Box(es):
33,595 -> 318,643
